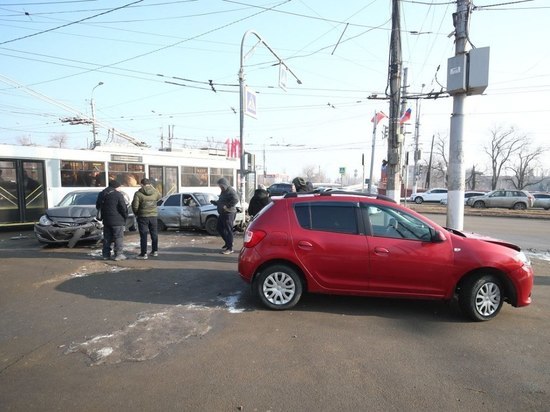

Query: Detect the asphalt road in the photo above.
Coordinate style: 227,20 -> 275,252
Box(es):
0,219 -> 549,411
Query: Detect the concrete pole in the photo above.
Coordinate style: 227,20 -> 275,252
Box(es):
386,0 -> 402,203
412,84 -> 424,195
368,111 -> 377,194
446,0 -> 470,230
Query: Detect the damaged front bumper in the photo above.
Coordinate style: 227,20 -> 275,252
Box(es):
34,220 -> 103,246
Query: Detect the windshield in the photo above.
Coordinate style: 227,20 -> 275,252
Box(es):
193,193 -> 218,206
57,191 -> 99,206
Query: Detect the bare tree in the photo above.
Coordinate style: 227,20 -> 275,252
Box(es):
431,133 -> 448,187
505,141 -> 547,189
16,135 -> 34,146
49,133 -> 69,148
301,165 -> 327,183
483,126 -> 523,190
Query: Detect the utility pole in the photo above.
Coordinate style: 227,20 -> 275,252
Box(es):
425,134 -> 435,189
446,0 -> 470,230
400,67 -> 408,195
386,0 -> 403,203
412,84 -> 424,195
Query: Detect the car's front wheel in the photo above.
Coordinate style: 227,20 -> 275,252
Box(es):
255,264 -> 303,310
205,216 -> 218,236
473,200 -> 485,209
459,274 -> 503,321
414,197 -> 424,204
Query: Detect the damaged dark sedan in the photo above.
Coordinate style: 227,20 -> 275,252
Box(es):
34,190 -> 135,247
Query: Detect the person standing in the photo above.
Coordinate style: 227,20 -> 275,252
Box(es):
96,180 -> 128,261
292,177 -> 309,193
132,178 -> 161,260
248,184 -> 271,218
212,177 -> 239,254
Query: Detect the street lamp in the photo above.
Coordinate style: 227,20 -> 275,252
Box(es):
90,81 -> 104,148
239,30 -> 301,203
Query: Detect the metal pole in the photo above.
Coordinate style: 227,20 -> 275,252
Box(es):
90,81 -> 103,149
368,111 -> 377,194
446,0 -> 470,230
386,0 -> 402,203
412,85 -> 424,195
239,30 -> 302,204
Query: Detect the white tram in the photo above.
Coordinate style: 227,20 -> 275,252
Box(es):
0,144 -> 239,226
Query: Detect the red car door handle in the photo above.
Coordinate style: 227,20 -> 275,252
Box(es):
298,240 -> 313,250
374,247 -> 389,256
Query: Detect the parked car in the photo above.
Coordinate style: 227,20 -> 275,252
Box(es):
156,192 -> 246,235
440,191 -> 487,205
267,183 -> 293,197
466,190 -> 535,210
34,189 -> 135,247
532,193 -> 550,210
409,188 -> 447,204
238,191 -> 533,321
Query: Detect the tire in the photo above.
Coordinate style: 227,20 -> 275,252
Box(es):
254,264 -> 303,310
473,200 -> 485,209
414,197 -> 424,204
157,219 -> 167,231
459,275 -> 503,321
205,216 -> 218,236
512,202 -> 526,210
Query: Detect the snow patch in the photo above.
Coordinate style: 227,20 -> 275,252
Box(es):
218,292 -> 245,314
526,250 -> 550,262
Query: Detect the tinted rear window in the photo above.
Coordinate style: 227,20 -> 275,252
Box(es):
294,203 -> 358,234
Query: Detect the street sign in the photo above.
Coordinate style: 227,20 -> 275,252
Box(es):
339,167 -> 346,174
279,65 -> 288,92
245,86 -> 257,119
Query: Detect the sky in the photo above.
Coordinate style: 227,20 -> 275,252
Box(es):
1,0 -> 549,183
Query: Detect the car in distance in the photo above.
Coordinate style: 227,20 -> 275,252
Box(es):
409,188 -> 447,204
34,189 -> 135,247
238,191 -> 533,321
532,192 -> 550,210
156,192 -> 246,235
466,190 -> 535,210
267,183 -> 293,197
440,191 -> 486,205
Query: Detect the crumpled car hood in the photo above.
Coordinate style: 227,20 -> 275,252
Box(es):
445,227 -> 521,252
46,205 -> 96,221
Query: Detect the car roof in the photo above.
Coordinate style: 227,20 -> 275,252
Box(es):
282,190 -> 397,204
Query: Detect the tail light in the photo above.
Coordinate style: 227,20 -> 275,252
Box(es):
244,229 -> 267,248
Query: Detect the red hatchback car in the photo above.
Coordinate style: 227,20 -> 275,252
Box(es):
238,191 -> 534,321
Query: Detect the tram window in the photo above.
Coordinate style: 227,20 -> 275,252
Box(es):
108,162 -> 145,187
181,166 -> 208,187
210,168 -> 234,187
60,160 -> 105,187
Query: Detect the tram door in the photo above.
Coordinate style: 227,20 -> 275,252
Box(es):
148,166 -> 178,197
0,160 -> 47,225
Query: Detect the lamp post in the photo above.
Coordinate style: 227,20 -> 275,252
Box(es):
90,81 -> 104,148
239,30 -> 301,203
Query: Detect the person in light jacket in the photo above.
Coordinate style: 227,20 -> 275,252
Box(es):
132,178 -> 161,259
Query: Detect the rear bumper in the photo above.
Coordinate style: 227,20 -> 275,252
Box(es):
34,222 -> 103,244
238,247 -> 260,284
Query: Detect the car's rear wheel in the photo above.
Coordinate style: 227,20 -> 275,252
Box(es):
255,264 -> 303,310
157,219 -> 167,231
459,274 -> 503,321
205,216 -> 218,235
512,202 -> 526,210
473,200 -> 485,209
414,197 -> 424,204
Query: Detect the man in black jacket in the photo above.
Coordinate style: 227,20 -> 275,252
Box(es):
96,180 -> 129,261
212,177 -> 239,254
248,184 -> 271,217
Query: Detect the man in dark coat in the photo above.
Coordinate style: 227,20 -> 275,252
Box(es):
248,184 -> 271,217
96,180 -> 128,261
212,177 -> 239,254
292,177 -> 309,193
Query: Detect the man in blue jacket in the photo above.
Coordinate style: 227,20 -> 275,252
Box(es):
96,180 -> 128,261
212,178 -> 239,254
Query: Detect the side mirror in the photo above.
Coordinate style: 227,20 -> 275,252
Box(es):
431,229 -> 447,243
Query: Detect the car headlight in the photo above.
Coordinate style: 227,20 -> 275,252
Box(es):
517,251 -> 531,266
38,215 -> 53,226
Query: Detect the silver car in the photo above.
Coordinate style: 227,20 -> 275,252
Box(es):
157,192 -> 246,235
533,193 -> 550,210
466,189 -> 535,210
